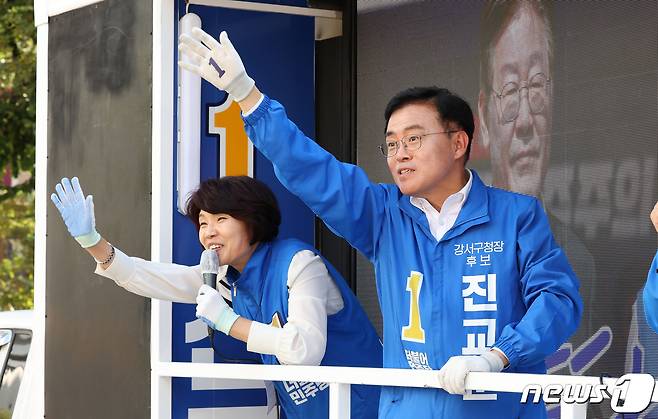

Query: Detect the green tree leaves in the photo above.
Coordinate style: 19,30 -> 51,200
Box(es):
0,191 -> 33,310
0,0 -> 35,309
0,0 -> 36,200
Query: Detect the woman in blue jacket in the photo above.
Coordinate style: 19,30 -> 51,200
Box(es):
51,175 -> 381,419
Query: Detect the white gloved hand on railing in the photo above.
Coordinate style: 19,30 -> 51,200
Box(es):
437,351 -> 505,395
178,29 -> 255,102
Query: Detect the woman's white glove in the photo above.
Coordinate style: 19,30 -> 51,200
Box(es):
178,29 -> 255,101
50,177 -> 101,248
437,351 -> 505,395
196,284 -> 240,335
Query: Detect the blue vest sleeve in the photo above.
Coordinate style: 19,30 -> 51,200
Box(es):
643,251 -> 658,334
494,198 -> 583,368
243,95 -> 387,260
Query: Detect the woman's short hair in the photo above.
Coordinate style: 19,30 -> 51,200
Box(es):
185,176 -> 281,244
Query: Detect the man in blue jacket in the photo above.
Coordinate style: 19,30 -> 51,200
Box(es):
643,201 -> 658,333
180,29 -> 583,419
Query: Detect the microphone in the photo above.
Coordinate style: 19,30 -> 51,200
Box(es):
200,249 -> 220,344
198,249 -> 259,365
200,248 -> 219,289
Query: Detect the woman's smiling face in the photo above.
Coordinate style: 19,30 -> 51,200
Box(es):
198,210 -> 257,272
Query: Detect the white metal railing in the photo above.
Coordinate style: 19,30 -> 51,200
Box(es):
153,361 -> 658,419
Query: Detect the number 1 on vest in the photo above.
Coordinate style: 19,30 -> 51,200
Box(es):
402,271 -> 426,343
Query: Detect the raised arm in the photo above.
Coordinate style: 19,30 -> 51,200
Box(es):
179,29 -> 388,260
643,201 -> 658,333
50,177 -> 206,303
643,252 -> 658,334
50,177 -> 124,271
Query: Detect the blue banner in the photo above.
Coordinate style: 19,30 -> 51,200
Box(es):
171,1 -> 315,417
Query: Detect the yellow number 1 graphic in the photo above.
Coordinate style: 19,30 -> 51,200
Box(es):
208,99 -> 253,177
402,271 -> 425,343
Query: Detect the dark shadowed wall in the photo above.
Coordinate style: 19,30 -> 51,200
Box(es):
46,0 -> 152,417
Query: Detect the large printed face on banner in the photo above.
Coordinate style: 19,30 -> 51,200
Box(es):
478,2 -> 552,198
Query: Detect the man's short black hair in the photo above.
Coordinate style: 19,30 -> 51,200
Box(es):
186,176 -> 281,245
384,86 -> 475,163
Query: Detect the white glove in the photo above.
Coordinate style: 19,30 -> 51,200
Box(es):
50,177 -> 102,248
196,284 -> 240,335
178,29 -> 255,101
437,351 -> 505,395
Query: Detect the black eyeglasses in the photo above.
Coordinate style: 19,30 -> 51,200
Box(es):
492,72 -> 551,124
378,131 -> 459,157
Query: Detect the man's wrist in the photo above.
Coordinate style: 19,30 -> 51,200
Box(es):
237,86 -> 262,114
480,350 -> 505,372
490,347 -> 509,368
230,74 -> 255,102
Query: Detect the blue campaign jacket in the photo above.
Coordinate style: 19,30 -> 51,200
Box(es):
242,96 -> 583,419
643,251 -> 658,334
226,238 -> 381,419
